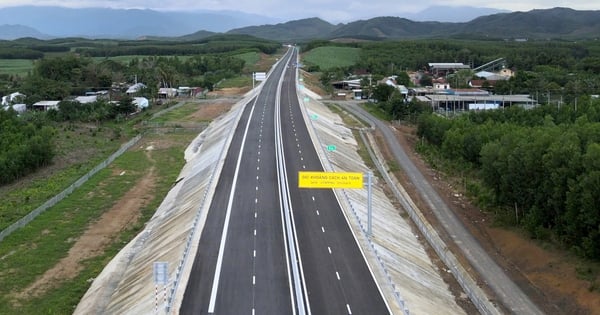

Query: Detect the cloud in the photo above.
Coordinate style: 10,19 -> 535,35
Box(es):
0,0 -> 597,22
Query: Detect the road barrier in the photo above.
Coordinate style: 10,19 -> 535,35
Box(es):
297,94 -> 410,315
360,128 -> 502,315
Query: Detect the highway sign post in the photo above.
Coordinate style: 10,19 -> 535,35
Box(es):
299,171 -> 375,237
252,72 -> 266,88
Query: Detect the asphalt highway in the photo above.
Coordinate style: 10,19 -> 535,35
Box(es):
180,48 -> 390,314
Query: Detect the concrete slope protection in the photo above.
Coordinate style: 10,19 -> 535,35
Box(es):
77,47 -> 466,315
181,47 -> 390,314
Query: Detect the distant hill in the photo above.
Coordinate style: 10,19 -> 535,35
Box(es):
227,18 -> 338,42
327,17 -> 452,40
0,6 -> 281,39
229,7 -> 600,41
0,24 -> 50,40
0,6 -> 598,41
460,7 -> 600,39
402,6 -> 509,22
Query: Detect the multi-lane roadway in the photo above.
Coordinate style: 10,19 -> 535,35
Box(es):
180,47 -> 390,314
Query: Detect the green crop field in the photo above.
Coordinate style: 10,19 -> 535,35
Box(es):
0,59 -> 35,76
234,51 -> 261,68
302,46 -> 360,70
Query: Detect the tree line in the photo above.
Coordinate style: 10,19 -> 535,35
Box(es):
5,50 -> 251,105
305,39 -> 600,100
416,100 -> 600,260
0,110 -> 54,185
0,35 -> 277,185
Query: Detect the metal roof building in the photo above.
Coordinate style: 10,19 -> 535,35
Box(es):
422,94 -> 537,112
428,63 -> 471,77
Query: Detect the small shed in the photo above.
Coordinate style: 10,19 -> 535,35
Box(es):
2,104 -> 26,113
133,97 -> 149,109
158,88 -> 177,99
75,95 -> 98,104
2,92 -> 26,106
126,83 -> 147,96
32,100 -> 60,111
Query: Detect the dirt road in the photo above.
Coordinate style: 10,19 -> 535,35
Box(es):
342,101 -> 545,314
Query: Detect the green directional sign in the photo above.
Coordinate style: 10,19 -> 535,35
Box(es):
327,145 -> 336,152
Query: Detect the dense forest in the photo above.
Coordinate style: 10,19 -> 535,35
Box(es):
416,101 -> 600,260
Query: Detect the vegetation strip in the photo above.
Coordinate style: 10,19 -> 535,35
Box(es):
0,135 -> 141,242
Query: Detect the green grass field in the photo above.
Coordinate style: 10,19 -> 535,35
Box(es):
218,75 -> 252,88
302,46 -> 361,70
0,101 -> 208,314
0,59 -> 35,76
234,51 -> 261,69
150,102 -> 206,123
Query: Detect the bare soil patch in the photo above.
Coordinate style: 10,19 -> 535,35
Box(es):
387,124 -> 600,315
206,87 -> 250,98
188,100 -> 236,121
11,98 -> 235,304
14,166 -> 156,301
300,69 -> 328,96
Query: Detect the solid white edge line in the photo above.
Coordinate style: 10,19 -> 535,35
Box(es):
207,91 -> 259,314
294,53 -> 395,314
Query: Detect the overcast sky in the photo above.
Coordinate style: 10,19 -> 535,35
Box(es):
0,1 -> 598,22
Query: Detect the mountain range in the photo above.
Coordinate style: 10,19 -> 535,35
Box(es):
226,8 -> 600,41
0,6 -> 282,39
0,6 -> 598,41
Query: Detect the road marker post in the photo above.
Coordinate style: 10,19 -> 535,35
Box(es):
153,262 -> 168,314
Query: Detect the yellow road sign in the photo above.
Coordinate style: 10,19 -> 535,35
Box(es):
298,171 -> 363,189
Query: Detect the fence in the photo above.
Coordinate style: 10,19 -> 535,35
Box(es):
0,99 -> 199,242
0,134 -> 143,242
360,129 -> 501,315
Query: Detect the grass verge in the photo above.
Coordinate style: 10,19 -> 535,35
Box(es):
0,99 -> 210,313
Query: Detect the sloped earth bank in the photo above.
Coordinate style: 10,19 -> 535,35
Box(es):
11,100 -> 235,307
14,164 -> 156,302
387,124 -> 600,315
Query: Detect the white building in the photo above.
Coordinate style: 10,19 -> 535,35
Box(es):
126,83 -> 147,96
2,92 -> 25,106
158,88 -> 177,99
75,95 -> 98,104
133,97 -> 149,109
32,100 -> 60,111
2,103 -> 26,113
